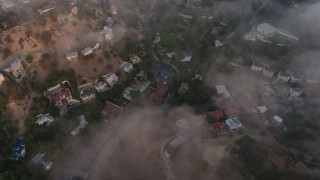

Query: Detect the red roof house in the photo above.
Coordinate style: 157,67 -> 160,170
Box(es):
224,107 -> 239,118
211,122 -> 229,135
152,83 -> 169,103
44,89 -> 73,112
207,110 -> 225,121
102,100 -> 128,118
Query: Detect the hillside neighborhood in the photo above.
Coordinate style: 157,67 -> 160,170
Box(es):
1,0 -> 320,180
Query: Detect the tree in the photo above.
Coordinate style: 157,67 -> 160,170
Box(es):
0,93 -> 8,111
2,47 -> 11,59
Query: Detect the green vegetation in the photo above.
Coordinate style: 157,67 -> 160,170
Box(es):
0,116 -> 16,172
41,31 -> 52,45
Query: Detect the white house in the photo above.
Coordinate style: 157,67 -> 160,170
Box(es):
95,80 -> 109,92
92,43 -> 100,51
154,33 -> 161,43
277,72 -> 291,82
256,23 -> 276,38
81,47 -> 93,56
256,106 -> 268,114
216,85 -> 231,98
122,87 -> 133,101
70,115 -> 88,136
36,114 -> 54,126
121,62 -> 134,73
251,62 -> 263,72
181,55 -> 192,62
66,52 -> 78,61
130,54 -> 142,64
272,115 -> 283,126
101,27 -> 113,41
103,73 -> 118,87
225,117 -> 243,130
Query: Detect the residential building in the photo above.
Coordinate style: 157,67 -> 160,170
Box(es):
152,83 -> 169,103
0,57 -> 26,83
262,67 -> 275,78
9,137 -> 26,160
78,83 -> 96,102
154,33 -> 161,43
216,85 -> 231,98
95,80 -> 109,92
66,52 -> 78,61
256,23 -> 276,38
38,5 -> 55,15
256,106 -> 268,114
178,83 -> 189,94
121,62 -> 134,73
102,100 -> 128,118
289,88 -> 303,100
81,47 -> 93,56
215,40 -> 223,47
130,54 -> 142,64
211,122 -> 229,135
165,135 -> 186,157
36,114 -> 54,126
106,17 -> 113,28
102,73 -> 118,87
71,6 -> 78,15
272,115 -> 283,126
57,14 -> 68,24
111,5 -> 118,15
181,55 -> 192,62
251,62 -> 263,72
176,119 -> 189,130
70,115 -> 88,136
277,72 -> 291,82
225,117 -> 243,131
31,153 -> 53,170
44,83 -> 75,112
101,27 -> 113,41
122,87 -> 133,101
243,31 -> 258,41
92,43 -> 100,51
207,110 -> 225,121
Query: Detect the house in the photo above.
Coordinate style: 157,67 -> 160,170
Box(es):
44,83 -> 75,112
102,100 -> 128,118
102,73 -> 118,87
122,87 -> 133,101
0,57 -> 26,83
215,40 -> 223,47
130,54 -> 142,64
256,106 -> 268,114
101,27 -> 113,41
207,110 -> 225,121
176,119 -> 189,130
78,83 -> 96,102
121,62 -> 134,73
178,83 -> 189,94
38,5 -> 55,15
95,80 -> 109,92
9,137 -> 26,160
211,122 -> 229,135
244,31 -> 258,41
66,52 -> 78,61
256,23 -> 276,38
225,117 -> 243,131
71,6 -> 78,15
57,14 -> 68,24
290,73 -> 304,83
71,115 -> 88,136
31,153 -> 53,170
166,52 -> 175,59
92,43 -> 100,51
289,88 -> 303,100
111,5 -> 118,15
81,47 -> 93,56
36,114 -> 54,126
216,85 -> 231,98
262,67 -> 275,78
154,33 -> 161,43
224,107 -> 239,118
181,55 -> 192,62
251,62 -> 263,72
277,72 -> 291,82
152,83 -> 169,103
106,17 -> 113,28
165,135 -> 186,157
272,115 -> 283,126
